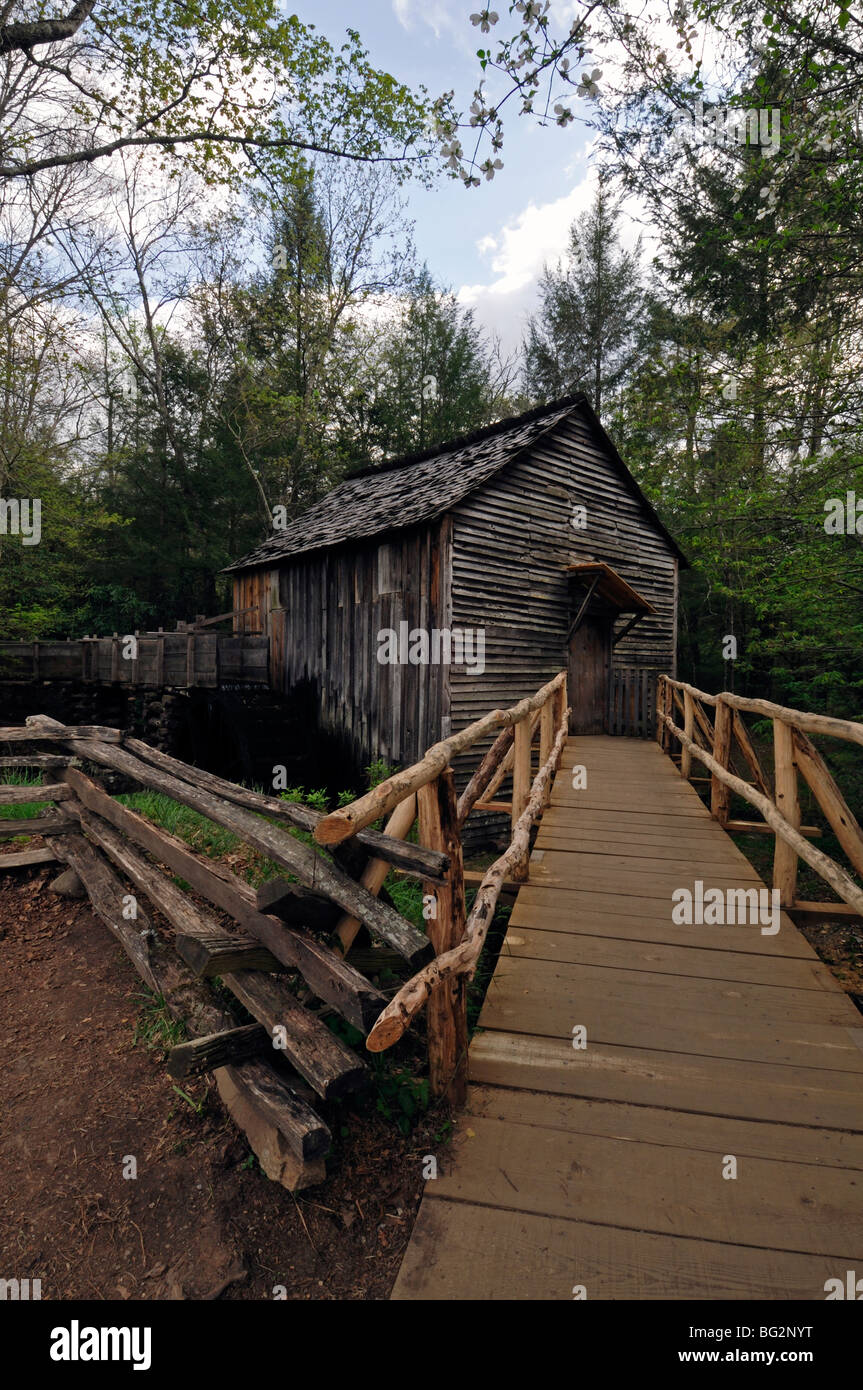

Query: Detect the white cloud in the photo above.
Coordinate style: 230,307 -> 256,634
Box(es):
392,0 -> 461,41
456,168 -> 650,354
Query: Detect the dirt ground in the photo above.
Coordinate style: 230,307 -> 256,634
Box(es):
0,862 -> 433,1302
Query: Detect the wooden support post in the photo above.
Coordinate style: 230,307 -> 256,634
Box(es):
773,718 -> 800,906
711,698 -> 733,825
539,693 -> 555,772
680,688 -> 694,780
334,793 -> 417,955
512,718 -> 532,880
417,770 -> 468,1106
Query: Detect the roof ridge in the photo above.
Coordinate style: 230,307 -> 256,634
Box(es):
347,393 -> 587,480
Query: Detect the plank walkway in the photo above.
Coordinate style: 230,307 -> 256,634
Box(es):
393,735 -> 863,1300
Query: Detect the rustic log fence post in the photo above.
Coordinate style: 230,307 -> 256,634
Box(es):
511,717 -> 533,880
417,769 -> 468,1105
680,688 -> 694,779
711,698 -> 733,825
773,718 -> 801,906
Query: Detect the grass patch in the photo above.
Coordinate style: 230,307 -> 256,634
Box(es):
132,991 -> 186,1056
0,769 -> 52,822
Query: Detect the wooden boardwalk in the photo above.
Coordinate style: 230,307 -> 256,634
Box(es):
393,735 -> 863,1300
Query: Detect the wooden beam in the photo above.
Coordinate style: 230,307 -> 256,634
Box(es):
511,719 -> 532,881
680,688 -> 694,781
0,783 -> 72,804
223,971 -> 367,1101
773,718 -> 800,907
314,672 -> 567,845
456,725 -> 514,829
4,722 -> 122,742
789,901 -> 863,922
123,738 -> 448,880
0,846 -> 58,868
417,770 -> 468,1105
710,698 -> 733,826
0,755 -> 77,768
63,766 -> 385,1032
174,930 -> 282,978
0,814 -> 71,840
732,710 -> 772,798
167,1024 -> 270,1078
367,710 -> 569,1054
792,727 -> 863,879
334,793 -> 417,955
473,800 -> 512,814
725,819 -> 821,838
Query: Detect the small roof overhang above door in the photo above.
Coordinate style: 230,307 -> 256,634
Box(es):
565,561 -> 657,646
566,561 -> 657,615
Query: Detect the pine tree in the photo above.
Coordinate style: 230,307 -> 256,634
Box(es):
524,178 -> 644,414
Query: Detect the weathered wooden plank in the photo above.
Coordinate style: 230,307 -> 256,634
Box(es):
64,765 -> 384,1031
0,814 -> 71,840
1,723 -> 123,742
430,1106 -> 862,1257
0,783 -> 72,804
47,827 -> 330,1164
223,970 -> 367,1100
123,737 -> 448,880
0,846 -> 58,868
469,1029 -> 863,1129
167,1023 -> 269,1078
52,733 -> 434,967
500,923 -> 841,991
393,1197 -> 843,1301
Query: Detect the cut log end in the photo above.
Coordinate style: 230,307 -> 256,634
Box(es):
365,1016 -> 407,1052
313,815 -> 352,846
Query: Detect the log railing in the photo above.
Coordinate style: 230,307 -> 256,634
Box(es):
314,672 -> 571,1104
657,675 -> 863,920
0,674 -> 570,1172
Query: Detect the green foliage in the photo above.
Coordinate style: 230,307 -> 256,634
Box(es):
133,993 -> 186,1055
0,771 -> 48,822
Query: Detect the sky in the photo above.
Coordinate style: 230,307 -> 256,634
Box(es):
308,0 -> 631,357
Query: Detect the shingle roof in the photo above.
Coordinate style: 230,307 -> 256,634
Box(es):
225,394 -> 687,572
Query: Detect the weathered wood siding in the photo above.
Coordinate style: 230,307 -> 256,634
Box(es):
250,522 -> 448,772
448,412 -> 678,734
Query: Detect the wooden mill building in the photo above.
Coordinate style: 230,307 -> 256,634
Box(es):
226,394 -> 687,777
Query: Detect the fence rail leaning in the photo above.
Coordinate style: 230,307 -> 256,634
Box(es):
0,672 -> 570,1183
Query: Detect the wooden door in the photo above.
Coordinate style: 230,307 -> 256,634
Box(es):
568,616 -> 612,733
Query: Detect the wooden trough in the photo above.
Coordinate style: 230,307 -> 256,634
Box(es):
0,675 -> 570,1188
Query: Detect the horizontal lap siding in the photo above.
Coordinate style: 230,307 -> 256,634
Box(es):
448,415 -> 678,839
270,523 -> 445,773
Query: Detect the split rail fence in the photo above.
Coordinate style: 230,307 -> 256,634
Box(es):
0,673 -> 568,1186
657,675 -> 863,921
